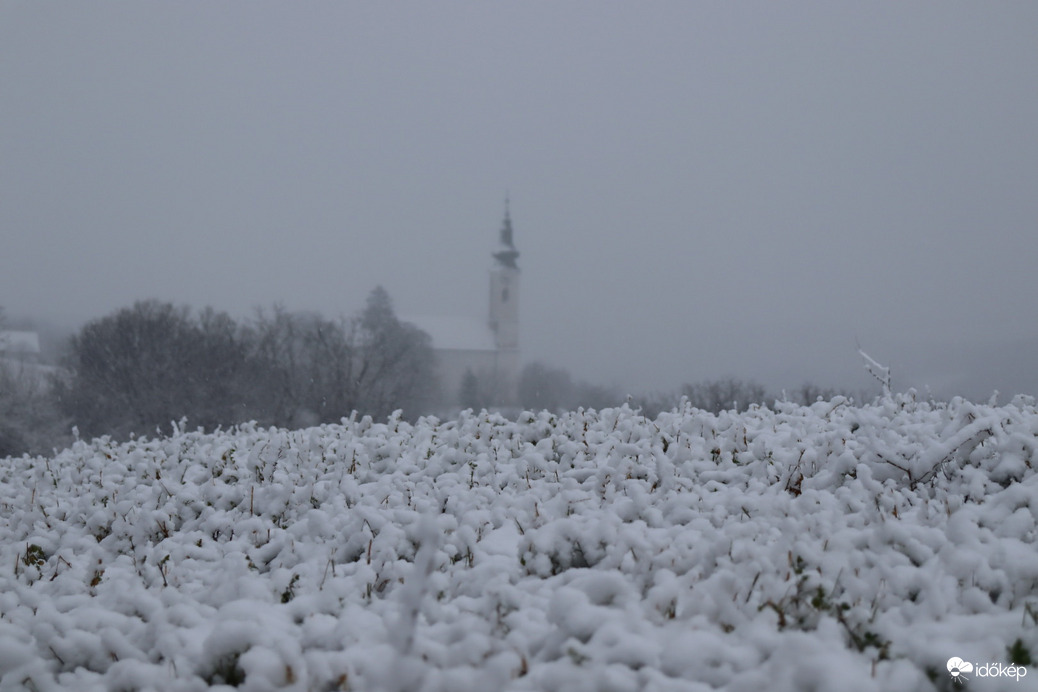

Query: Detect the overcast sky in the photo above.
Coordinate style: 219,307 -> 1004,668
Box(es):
2,3 -> 1037,400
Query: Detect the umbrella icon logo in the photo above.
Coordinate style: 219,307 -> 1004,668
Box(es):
947,657 -> 973,684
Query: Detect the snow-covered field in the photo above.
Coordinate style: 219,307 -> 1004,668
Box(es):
2,395 -> 1037,691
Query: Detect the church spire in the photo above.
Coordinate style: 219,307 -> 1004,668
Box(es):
493,195 -> 520,269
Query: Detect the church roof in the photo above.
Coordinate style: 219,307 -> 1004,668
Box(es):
402,315 -> 497,352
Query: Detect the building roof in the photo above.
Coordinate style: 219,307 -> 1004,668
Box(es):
403,315 -> 497,352
0,331 -> 40,355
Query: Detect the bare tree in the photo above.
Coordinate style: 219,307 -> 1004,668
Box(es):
680,378 -> 769,413
52,290 -> 439,442
633,377 -> 771,417
350,287 -> 438,420
248,307 -> 356,427
56,301 -> 256,439
249,288 -> 438,425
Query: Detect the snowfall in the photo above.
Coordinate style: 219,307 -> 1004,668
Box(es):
1,394 -> 1037,691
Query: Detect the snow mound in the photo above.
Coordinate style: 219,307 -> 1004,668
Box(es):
1,395 -> 1037,691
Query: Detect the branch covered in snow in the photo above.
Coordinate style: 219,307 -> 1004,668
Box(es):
859,349 -> 892,399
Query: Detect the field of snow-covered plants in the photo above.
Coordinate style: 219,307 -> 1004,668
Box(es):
2,395 -> 1038,691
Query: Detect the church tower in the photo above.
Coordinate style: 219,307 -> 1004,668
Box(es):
489,199 -> 520,401
489,199 -> 520,348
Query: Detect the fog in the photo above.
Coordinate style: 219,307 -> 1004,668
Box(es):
2,3 -> 1037,401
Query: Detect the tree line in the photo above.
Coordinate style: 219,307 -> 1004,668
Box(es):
514,364 -> 868,420
628,378 -> 868,419
1,293 -> 873,458
0,287 -> 437,455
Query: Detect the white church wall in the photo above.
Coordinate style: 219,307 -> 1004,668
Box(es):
410,203 -> 522,412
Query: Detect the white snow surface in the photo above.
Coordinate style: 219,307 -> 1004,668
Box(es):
2,395 -> 1037,691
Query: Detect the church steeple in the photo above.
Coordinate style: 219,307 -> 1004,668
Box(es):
493,196 -> 520,269
489,197 -> 520,355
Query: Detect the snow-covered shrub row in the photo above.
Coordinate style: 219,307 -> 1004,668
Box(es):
1,395 -> 1037,691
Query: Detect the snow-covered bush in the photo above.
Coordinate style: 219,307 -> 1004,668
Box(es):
1,398 -> 1036,690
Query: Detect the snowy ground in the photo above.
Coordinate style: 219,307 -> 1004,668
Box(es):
1,395 -> 1037,691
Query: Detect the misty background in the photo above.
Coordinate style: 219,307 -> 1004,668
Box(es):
2,2 -> 1037,401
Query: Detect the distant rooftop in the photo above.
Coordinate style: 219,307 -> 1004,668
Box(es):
402,315 -> 496,352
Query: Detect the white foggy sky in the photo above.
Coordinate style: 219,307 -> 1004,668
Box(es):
2,3 -> 1037,399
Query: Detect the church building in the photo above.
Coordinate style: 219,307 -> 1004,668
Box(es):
408,204 -> 521,410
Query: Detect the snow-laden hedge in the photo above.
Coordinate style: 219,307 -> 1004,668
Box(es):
1,395 -> 1037,691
